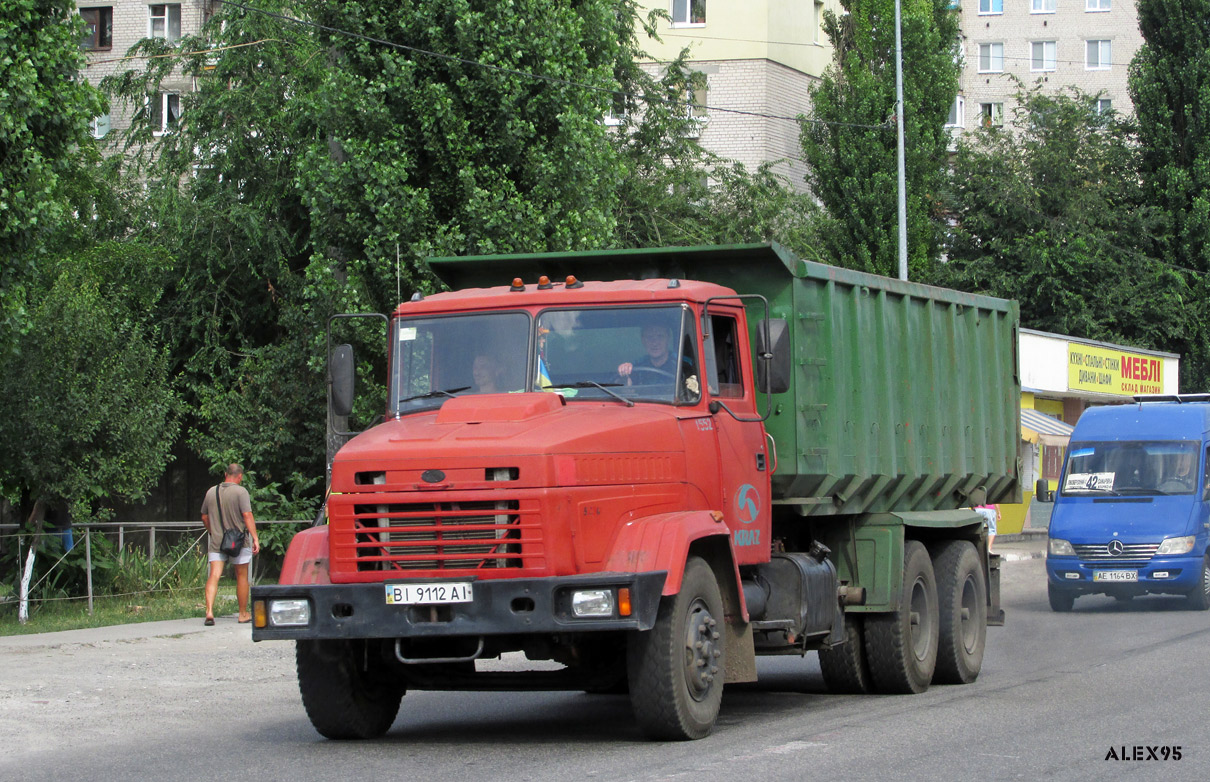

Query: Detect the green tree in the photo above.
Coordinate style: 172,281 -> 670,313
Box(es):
800,0 -> 958,276
0,243 -> 181,527
940,87 -> 1195,370
0,0 -> 105,342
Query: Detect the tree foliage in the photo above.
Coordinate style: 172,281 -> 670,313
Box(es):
0,0 -> 105,341
940,87 -> 1197,375
0,244 -> 181,523
801,0 -> 958,276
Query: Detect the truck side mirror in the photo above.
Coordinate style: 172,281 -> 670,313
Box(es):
330,343 -> 355,418
1035,478 -> 1052,503
755,318 -> 791,394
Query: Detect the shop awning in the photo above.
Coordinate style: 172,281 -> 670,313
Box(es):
1021,407 -> 1074,445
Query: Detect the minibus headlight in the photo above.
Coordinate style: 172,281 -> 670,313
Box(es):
1048,538 -> 1075,556
1157,535 -> 1196,556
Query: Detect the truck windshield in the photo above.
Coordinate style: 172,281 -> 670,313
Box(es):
1061,440 -> 1201,496
533,306 -> 701,405
390,312 -> 531,414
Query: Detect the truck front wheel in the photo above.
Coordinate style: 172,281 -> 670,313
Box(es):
864,540 -> 939,694
296,639 -> 405,739
627,556 -> 726,740
931,540 -> 987,684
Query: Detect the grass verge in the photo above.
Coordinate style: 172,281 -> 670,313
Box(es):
0,584 -> 241,636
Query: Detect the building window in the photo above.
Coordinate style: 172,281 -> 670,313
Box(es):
1096,98 -> 1113,114
1087,0 -> 1110,10
979,102 -> 1004,127
1031,41 -> 1057,72
91,113 -> 112,138
150,4 -> 182,42
1031,0 -> 1056,12
672,0 -> 706,26
1086,40 -> 1112,70
813,2 -> 824,44
946,95 -> 965,128
978,43 -> 1004,73
80,7 -> 113,50
978,0 -> 1003,14
151,92 -> 181,134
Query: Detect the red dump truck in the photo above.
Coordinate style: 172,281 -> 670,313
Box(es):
251,243 -> 1020,740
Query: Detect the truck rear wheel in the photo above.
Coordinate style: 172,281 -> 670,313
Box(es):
1187,554 -> 1210,611
817,615 -> 873,693
931,540 -> 986,684
296,639 -> 404,739
864,540 -> 938,694
627,556 -> 725,740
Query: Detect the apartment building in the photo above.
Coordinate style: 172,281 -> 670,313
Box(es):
952,0 -> 1142,132
633,0 -> 840,190
77,1 -> 211,141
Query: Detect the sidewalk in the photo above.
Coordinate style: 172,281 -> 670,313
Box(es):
995,530 -> 1047,562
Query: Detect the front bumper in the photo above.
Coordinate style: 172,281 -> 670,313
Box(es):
251,571 -> 667,641
1046,554 -> 1201,596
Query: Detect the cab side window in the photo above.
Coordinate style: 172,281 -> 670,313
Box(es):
707,315 -> 744,399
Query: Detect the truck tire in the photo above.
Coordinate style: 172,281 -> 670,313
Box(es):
627,556 -> 725,740
863,540 -> 938,694
931,540 -> 986,685
1047,582 -> 1075,612
817,615 -> 873,693
1186,554 -> 1210,611
296,639 -> 404,739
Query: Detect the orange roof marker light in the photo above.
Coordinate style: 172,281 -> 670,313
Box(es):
565,275 -> 583,289
509,277 -> 525,292
537,275 -> 553,290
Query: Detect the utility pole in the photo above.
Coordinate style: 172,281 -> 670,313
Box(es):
895,0 -> 909,282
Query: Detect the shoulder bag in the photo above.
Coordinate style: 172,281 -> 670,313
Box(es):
215,484 -> 246,558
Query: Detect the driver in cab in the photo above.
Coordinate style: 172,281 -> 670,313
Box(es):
617,323 -> 700,398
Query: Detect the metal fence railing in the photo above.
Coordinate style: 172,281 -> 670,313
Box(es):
0,520 -> 307,623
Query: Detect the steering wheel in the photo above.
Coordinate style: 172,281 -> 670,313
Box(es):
629,366 -> 676,380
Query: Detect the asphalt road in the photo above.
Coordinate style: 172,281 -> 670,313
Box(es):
1,543 -> 1207,782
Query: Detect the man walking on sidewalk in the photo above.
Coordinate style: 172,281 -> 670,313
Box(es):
200,463 -> 261,625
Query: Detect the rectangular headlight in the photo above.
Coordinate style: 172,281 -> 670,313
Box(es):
1157,535 -> 1196,555
269,599 -> 311,627
1049,538 -> 1075,556
571,589 -> 615,618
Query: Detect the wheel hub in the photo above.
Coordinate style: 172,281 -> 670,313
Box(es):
684,599 -> 721,701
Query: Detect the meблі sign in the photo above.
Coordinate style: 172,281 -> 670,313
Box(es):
1067,344 -> 1163,396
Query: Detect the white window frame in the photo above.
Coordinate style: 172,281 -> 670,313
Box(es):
978,0 -> 1003,15
671,0 -> 706,27
813,1 -> 824,45
1031,0 -> 1056,12
946,95 -> 965,129
149,4 -> 182,42
978,43 -> 1004,73
150,92 -> 181,135
1096,98 -> 1113,114
1086,0 -> 1111,10
979,102 -> 1004,128
90,113 -> 112,138
1086,40 -> 1112,70
1031,41 -> 1057,72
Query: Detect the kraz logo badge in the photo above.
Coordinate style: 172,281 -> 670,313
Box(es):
421,469 -> 445,483
733,484 -> 761,546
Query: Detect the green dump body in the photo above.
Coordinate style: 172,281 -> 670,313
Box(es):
428,242 -> 1021,517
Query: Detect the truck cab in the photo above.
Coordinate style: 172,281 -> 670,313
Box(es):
1043,396 -> 1210,611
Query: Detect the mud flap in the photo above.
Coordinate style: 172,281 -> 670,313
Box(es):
987,551 -> 1005,626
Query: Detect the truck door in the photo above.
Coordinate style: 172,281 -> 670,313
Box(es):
704,311 -> 772,565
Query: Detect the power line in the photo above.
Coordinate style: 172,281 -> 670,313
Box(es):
211,1 -> 888,131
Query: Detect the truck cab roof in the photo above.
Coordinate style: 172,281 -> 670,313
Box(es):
395,278 -> 739,316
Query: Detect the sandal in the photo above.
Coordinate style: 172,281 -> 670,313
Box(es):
204,617 -> 215,626
237,617 -> 252,624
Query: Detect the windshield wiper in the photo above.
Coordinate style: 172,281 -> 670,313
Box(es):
546,382 -> 635,407
399,386 -> 471,404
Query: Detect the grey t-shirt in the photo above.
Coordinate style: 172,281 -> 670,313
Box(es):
201,483 -> 252,554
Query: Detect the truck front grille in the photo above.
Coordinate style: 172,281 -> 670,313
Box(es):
350,500 -> 534,572
1073,542 -> 1159,564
